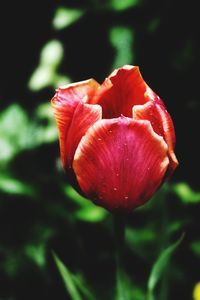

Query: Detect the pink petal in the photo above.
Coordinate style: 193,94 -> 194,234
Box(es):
51,80 -> 102,169
88,65 -> 153,119
73,116 -> 169,212
65,103 -> 102,168
54,79 -> 100,105
132,100 -> 178,177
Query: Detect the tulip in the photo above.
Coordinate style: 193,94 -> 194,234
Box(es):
51,65 -> 178,212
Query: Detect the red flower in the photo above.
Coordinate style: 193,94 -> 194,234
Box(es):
51,65 -> 178,212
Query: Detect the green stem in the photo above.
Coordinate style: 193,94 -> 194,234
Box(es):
114,214 -> 128,300
159,194 -> 169,300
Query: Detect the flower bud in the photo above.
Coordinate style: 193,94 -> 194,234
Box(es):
51,65 -> 178,212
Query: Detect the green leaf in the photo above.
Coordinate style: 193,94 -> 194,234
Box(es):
110,0 -> 140,11
54,74 -> 70,87
129,286 -> 145,300
64,185 -> 107,222
63,185 -> 90,207
28,40 -> 70,91
34,102 -> 58,144
147,234 -> 184,300
25,244 -> 46,267
28,66 -> 54,91
52,252 -> 83,300
0,104 -> 28,162
126,227 -> 156,259
53,7 -> 84,30
173,182 -> 200,204
0,102 -> 60,163
75,206 -> 107,223
110,26 -> 134,68
72,274 -> 95,300
40,40 -> 64,68
0,176 -> 34,196
168,220 -> 189,234
190,240 -> 200,256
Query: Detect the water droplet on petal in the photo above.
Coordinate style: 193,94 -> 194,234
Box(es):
116,173 -> 119,177
124,196 -> 129,200
97,138 -> 102,141
113,187 -> 117,191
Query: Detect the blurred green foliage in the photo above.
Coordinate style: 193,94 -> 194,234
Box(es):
147,234 -> 184,300
1,0 -> 199,299
110,0 -> 140,11
173,182 -> 200,204
64,185 -> 107,223
52,7 -> 85,30
110,26 -> 134,68
28,40 -> 70,91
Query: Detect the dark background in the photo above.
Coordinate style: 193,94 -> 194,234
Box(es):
0,1 -> 200,299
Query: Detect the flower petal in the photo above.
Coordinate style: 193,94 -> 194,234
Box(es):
88,65 -> 153,118
51,79 -> 102,169
73,116 -> 169,212
132,99 -> 178,177
54,78 -> 100,105
65,102 -> 102,167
